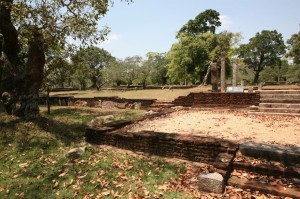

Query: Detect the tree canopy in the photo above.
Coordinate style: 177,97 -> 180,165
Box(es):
177,9 -> 221,37
0,0 -> 131,116
71,46 -> 115,89
238,30 -> 286,84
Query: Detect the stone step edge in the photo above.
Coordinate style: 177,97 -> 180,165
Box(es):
228,176 -> 300,199
259,107 -> 300,113
260,103 -> 300,107
248,111 -> 300,117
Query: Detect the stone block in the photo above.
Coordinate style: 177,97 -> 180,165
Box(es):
239,142 -> 300,164
198,172 -> 224,194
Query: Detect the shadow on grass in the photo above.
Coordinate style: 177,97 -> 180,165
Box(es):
0,107 -> 143,151
0,108 -> 97,151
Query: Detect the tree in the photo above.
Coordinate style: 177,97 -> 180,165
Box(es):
47,57 -> 72,88
260,59 -> 289,82
287,31 -> 300,65
238,30 -> 286,84
168,10 -> 240,85
177,9 -> 221,37
167,30 -> 239,85
71,46 -> 115,90
122,56 -> 143,87
44,44 -> 75,88
143,52 -> 167,85
0,0 -> 131,117
167,32 -> 215,85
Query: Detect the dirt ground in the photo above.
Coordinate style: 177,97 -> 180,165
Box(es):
128,109 -> 300,146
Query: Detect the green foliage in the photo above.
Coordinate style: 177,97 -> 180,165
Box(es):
138,52 -> 168,86
238,30 -> 286,83
167,10 -> 242,85
260,59 -> 289,82
286,64 -> 300,82
122,56 -> 143,86
103,60 -> 127,86
287,31 -> 300,65
71,46 -> 116,89
167,33 -> 214,84
167,31 -> 239,84
178,9 -> 221,36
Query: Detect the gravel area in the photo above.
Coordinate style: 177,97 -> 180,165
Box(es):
128,110 -> 300,146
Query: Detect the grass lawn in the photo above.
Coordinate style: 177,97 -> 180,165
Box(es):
0,106 -> 198,198
50,86 -> 210,101
50,84 -> 300,101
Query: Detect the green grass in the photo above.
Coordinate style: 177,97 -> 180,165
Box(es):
50,86 -> 210,101
0,107 -> 195,198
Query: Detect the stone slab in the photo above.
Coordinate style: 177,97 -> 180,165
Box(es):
226,86 -> 244,93
239,142 -> 300,164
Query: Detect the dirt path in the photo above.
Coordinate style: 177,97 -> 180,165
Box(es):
128,110 -> 300,146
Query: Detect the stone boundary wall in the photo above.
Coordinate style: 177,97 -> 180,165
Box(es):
173,92 -> 260,108
86,129 -> 238,177
39,96 -> 156,109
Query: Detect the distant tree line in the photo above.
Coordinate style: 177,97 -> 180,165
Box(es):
45,9 -> 300,90
1,2 -> 300,117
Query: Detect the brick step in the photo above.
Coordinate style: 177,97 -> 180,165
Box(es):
258,90 -> 300,94
259,107 -> 300,114
259,103 -> 300,109
260,94 -> 300,99
260,99 -> 300,103
228,176 -> 300,199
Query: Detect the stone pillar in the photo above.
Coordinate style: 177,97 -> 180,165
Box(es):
211,62 -> 218,92
221,52 -> 226,92
232,59 -> 238,87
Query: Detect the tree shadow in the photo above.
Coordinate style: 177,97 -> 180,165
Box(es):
0,108 -> 96,151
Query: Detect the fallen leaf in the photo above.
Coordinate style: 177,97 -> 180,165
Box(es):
13,174 -> 21,179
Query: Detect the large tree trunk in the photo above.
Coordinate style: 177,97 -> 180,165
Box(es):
0,0 -> 19,114
0,0 -> 19,93
16,28 -> 45,119
0,1 -> 45,119
253,70 -> 260,84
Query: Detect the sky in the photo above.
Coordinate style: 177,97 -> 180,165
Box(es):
97,0 -> 300,59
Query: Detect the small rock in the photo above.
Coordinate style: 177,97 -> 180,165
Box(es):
144,110 -> 158,116
198,172 -> 224,194
66,146 -> 86,158
215,153 -> 234,163
89,115 -> 115,127
74,100 -> 88,107
134,102 -> 142,110
171,106 -> 184,111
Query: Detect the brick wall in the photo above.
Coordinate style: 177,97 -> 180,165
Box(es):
173,92 -> 260,108
86,129 -> 238,177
